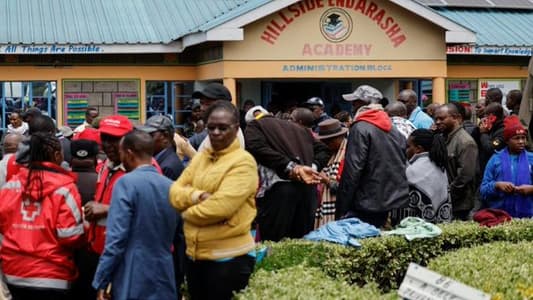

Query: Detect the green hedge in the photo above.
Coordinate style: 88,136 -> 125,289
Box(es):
255,220 -> 533,292
428,241 -> 533,300
236,265 -> 397,300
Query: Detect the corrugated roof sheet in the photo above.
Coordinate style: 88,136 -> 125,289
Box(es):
416,0 -> 533,9
0,0 -> 270,44
435,8 -> 533,46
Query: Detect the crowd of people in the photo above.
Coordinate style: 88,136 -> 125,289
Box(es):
0,82 -> 531,300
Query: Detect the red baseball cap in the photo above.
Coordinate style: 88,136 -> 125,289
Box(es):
99,115 -> 133,137
73,127 -> 102,145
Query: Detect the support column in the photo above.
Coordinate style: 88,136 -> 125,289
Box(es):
57,79 -> 63,125
432,77 -> 445,104
223,78 -> 237,106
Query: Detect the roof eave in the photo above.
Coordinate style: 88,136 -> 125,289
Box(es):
446,31 -> 476,44
179,27 -> 244,51
177,0 -> 286,52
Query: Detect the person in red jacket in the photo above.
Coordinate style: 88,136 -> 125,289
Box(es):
78,115 -> 133,300
0,131 -> 84,300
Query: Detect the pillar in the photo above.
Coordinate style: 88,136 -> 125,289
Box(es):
57,79 -> 64,125
223,78 -> 237,106
432,77 -> 445,104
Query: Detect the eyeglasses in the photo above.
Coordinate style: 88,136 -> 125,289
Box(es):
206,123 -> 237,133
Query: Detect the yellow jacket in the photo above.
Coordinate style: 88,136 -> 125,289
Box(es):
169,138 -> 258,260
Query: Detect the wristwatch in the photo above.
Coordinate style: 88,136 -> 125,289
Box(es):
285,161 -> 297,176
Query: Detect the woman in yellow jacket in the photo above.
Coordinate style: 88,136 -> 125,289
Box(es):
169,100 -> 258,300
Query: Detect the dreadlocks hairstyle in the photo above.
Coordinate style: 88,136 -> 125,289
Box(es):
24,132 -> 62,202
410,129 -> 448,171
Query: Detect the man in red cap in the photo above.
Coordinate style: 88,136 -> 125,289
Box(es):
75,115 -> 133,300
480,115 -> 533,218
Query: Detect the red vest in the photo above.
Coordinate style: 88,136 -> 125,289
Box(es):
87,160 -> 125,254
88,159 -> 162,254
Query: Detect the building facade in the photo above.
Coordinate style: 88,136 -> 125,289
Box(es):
0,0 -> 530,131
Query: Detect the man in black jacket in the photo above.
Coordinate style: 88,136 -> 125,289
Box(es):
245,114 -> 330,242
336,85 -> 409,227
472,102 -> 505,174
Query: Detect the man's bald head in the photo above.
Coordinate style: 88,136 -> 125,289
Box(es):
3,133 -> 23,154
385,101 -> 408,118
290,107 -> 315,128
397,89 -> 418,116
121,130 -> 154,159
426,103 -> 440,117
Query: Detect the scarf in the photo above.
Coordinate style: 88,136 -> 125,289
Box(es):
500,148 -> 532,218
315,138 -> 347,229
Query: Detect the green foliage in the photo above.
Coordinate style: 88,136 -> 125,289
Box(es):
236,265 -> 398,300
254,220 -> 533,292
428,241 -> 533,300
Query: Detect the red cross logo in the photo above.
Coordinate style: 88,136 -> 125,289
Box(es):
21,199 -> 41,222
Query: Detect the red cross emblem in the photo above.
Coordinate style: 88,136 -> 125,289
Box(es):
21,199 -> 41,222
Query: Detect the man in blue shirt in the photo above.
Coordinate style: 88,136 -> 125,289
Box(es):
92,130 -> 177,300
397,89 -> 434,129
139,115 -> 184,180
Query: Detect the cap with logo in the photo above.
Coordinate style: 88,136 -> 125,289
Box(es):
192,82 -> 232,101
342,85 -> 383,103
71,139 -> 99,160
99,115 -> 133,137
137,115 -> 174,135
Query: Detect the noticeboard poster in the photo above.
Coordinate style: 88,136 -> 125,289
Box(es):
64,93 -> 89,127
479,80 -> 521,102
113,92 -> 140,120
448,82 -> 471,102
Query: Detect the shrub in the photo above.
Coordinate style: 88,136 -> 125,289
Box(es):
256,220 -> 533,291
428,241 -> 533,300
236,265 -> 398,300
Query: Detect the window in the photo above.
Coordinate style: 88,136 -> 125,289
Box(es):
0,81 -> 56,130
146,81 -> 195,136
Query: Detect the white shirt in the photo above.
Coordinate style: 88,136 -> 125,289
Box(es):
7,122 -> 28,135
74,121 -> 91,134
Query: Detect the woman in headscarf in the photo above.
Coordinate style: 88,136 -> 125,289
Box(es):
314,119 -> 349,228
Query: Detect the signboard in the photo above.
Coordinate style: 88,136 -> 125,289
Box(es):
224,0 -> 446,61
398,263 -> 491,300
479,80 -> 521,102
64,93 -> 89,127
113,92 -> 140,120
448,82 -> 470,102
447,45 -> 532,57
0,42 -> 181,55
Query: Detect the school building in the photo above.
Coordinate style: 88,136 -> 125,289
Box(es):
0,0 -> 531,130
